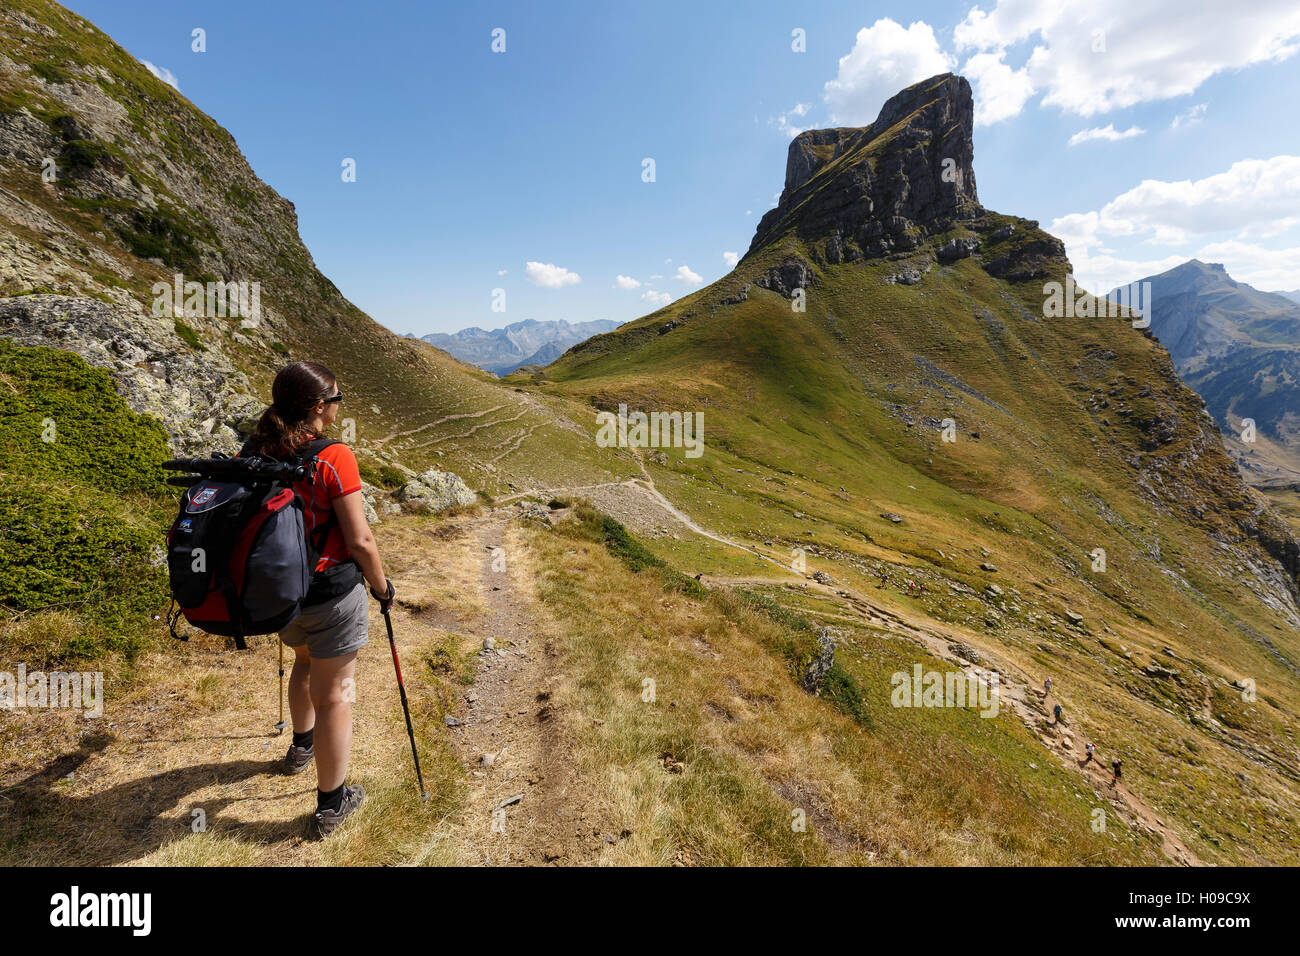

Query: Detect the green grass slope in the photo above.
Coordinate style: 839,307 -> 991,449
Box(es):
530,218 -> 1300,862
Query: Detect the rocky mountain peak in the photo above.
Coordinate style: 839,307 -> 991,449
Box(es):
747,73 -> 981,264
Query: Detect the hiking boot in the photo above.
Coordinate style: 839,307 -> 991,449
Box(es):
283,742 -> 314,775
307,784 -> 365,840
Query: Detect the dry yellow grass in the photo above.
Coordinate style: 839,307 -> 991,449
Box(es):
523,513 -> 1165,865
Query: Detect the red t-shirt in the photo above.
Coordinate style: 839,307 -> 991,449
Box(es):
294,440 -> 362,572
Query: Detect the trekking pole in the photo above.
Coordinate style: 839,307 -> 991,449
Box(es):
382,607 -> 429,801
275,641 -> 288,735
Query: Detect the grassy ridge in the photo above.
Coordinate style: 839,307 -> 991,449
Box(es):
530,229 -> 1300,862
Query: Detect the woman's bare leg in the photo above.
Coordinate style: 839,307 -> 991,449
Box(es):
287,643 -> 314,733
308,650 -> 358,792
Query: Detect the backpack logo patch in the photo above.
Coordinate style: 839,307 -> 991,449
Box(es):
191,486 -> 219,506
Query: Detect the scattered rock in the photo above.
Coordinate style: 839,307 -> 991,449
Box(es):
392,469 -> 477,513
936,236 -> 978,262
659,753 -> 686,774
800,627 -> 837,692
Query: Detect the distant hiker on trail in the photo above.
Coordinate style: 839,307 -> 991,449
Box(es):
247,361 -> 395,839
1044,677 -> 1052,695
1053,703 -> 1063,724
1083,742 -> 1096,764
1111,757 -> 1123,788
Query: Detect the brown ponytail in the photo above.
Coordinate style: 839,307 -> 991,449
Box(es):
249,360 -> 338,457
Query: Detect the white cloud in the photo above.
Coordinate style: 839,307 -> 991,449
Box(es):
823,19 -> 955,124
771,102 -> 812,137
524,261 -> 581,288
1052,155 -> 1300,290
1067,124 -> 1145,146
1100,156 -> 1300,237
1171,103 -> 1207,129
723,251 -> 739,266
1193,240 -> 1300,290
142,60 -> 179,91
1064,241 -> 1300,296
962,50 -> 1034,125
496,269 -> 508,276
614,274 -> 641,290
673,265 -> 702,285
955,0 -> 1300,118
641,289 -> 672,307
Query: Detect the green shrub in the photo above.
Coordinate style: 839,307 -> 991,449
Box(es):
59,138 -> 112,174
31,62 -> 71,85
358,462 -> 407,490
116,208 -> 201,270
0,339 -> 173,661
173,319 -> 205,351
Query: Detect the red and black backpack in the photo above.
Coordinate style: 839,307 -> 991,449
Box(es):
165,437 -> 358,649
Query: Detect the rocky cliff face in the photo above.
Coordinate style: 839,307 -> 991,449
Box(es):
0,294 -> 258,454
0,2 -> 480,486
0,0 -> 346,454
747,73 -> 981,266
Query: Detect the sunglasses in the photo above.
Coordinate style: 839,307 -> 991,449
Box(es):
324,392 -> 343,404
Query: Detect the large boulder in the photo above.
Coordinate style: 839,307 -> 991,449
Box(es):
801,627 -> 838,692
392,468 -> 477,513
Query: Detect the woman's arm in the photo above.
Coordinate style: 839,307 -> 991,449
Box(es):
332,491 -> 387,593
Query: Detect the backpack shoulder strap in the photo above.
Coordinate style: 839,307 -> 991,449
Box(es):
294,438 -> 344,559
298,437 -> 339,460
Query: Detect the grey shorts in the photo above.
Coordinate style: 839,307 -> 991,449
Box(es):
280,583 -> 369,659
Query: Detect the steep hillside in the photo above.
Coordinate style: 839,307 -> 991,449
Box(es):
0,0 -> 631,497
534,74 -> 1300,863
1111,260 -> 1300,484
0,0 -> 638,667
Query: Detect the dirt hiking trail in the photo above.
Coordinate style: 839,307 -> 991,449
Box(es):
439,512 -> 606,865
1,482 -> 1200,866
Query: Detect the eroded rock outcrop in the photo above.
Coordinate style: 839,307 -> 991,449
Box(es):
746,73 -> 981,266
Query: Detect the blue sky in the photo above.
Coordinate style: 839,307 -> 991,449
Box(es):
64,0 -> 1300,334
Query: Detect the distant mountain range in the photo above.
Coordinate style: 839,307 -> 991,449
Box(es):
1111,260 -> 1300,484
414,318 -> 620,375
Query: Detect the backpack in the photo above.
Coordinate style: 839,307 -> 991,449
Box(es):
165,437 -> 350,649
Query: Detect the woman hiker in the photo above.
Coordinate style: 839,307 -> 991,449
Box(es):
247,361 -> 395,839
